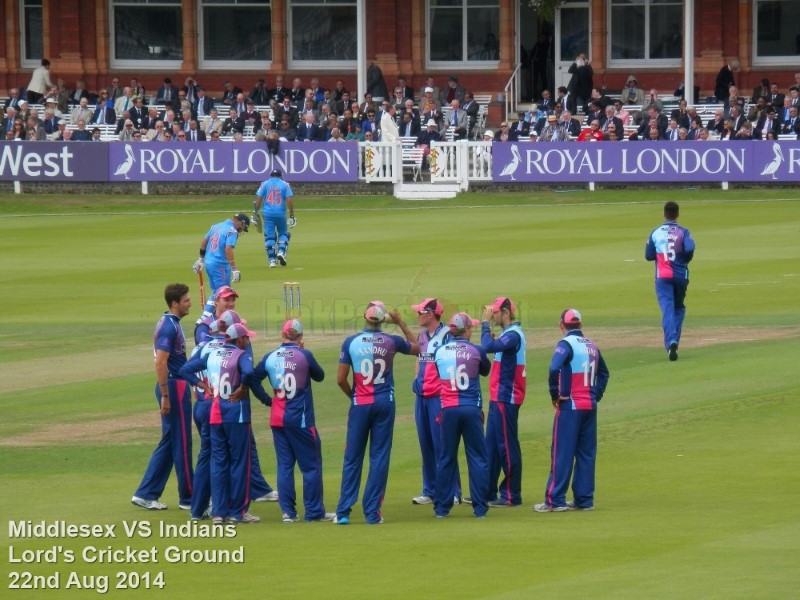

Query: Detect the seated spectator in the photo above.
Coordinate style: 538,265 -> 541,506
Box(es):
320,114 -> 340,140
462,92 -> 480,137
202,108 -> 224,136
735,122 -> 754,140
416,118 -> 441,149
269,75 -> 289,104
317,104 -> 335,127
235,101 -> 263,133
767,83 -> 784,109
577,119 -> 604,142
441,76 -> 465,105
71,98 -> 93,126
442,99 -> 469,140
289,78 -> 305,105
391,87 -> 406,109
397,77 -> 414,101
539,89 -> 555,113
647,127 -> 662,141
275,96 -> 298,126
146,120 -> 167,141
318,89 -> 336,115
726,86 -> 746,114
69,79 -> 90,106
276,117 -> 297,141
328,127 -> 346,142
590,88 -> 612,109
221,81 -> 242,106
156,78 -> 177,104
209,130 -> 221,142
677,127 -> 689,141
728,105 -> 745,133
559,110 -> 581,137
334,91 -> 352,116
621,75 -> 644,106
250,78 -> 270,105
119,119 -> 136,141
600,105 -> 623,135
612,99 -> 630,126
194,87 -> 214,119
707,108 -> 725,134
507,112 -> 529,141
298,112 -> 321,142
361,110 -> 380,135
175,130 -> 188,142
538,114 -> 568,142
687,117 -> 703,140
114,87 -> 135,116
222,111 -> 239,135
183,77 -> 199,104
345,122 -> 365,141
339,109 -> 359,136
585,101 -> 603,125
603,123 -> 621,141
186,119 -> 205,141
420,86 -> 440,116
90,127 -> 103,142
309,77 -> 325,103
91,96 -> 116,126
751,78 -> 771,103
399,111 -> 420,138
670,99 -> 691,129
42,108 -> 60,135
418,77 -> 441,104
719,119 -> 735,140
48,121 -> 66,141
162,130 -> 173,141
73,119 -> 92,141
697,128 -> 711,141
664,118 -> 681,140
783,106 -> 800,135
332,80 -> 349,102
764,130 -> 780,141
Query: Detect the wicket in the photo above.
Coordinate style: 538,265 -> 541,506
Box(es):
283,282 -> 301,319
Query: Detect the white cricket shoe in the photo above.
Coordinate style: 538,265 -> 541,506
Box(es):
131,496 -> 166,510
253,490 -> 279,502
412,495 -> 433,505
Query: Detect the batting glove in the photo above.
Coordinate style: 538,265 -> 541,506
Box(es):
231,269 -> 241,283
192,258 -> 204,274
288,215 -> 297,228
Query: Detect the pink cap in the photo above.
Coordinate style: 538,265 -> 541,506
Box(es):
226,323 -> 256,339
449,312 -> 479,332
411,297 -> 443,317
490,296 -> 516,314
367,300 -> 385,310
215,286 -> 238,299
560,308 -> 582,326
364,304 -> 386,323
217,310 -> 247,329
282,318 -> 304,340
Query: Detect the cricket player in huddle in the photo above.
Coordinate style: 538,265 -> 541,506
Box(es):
247,318 -> 334,523
333,302 -> 419,524
131,283 -> 194,511
190,298 -> 278,520
180,322 -> 270,524
534,309 -> 609,512
410,297 -> 460,506
192,213 -> 250,314
645,201 -> 695,361
254,169 -> 295,268
433,313 -> 492,519
480,297 -> 527,508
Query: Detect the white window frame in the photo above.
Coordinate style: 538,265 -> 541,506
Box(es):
110,0 -> 183,70
752,0 -> 800,66
198,0 -> 272,70
607,0 -> 683,68
288,0 -> 357,70
426,0 -> 500,70
20,0 -> 43,68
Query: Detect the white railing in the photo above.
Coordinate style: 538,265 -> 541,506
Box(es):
504,63 -> 522,119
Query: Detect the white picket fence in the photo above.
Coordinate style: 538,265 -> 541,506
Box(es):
360,141 -> 493,190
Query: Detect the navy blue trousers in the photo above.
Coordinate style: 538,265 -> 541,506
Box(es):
655,278 -> 688,349
544,406 -> 597,509
415,394 -> 460,499
272,425 -> 327,520
485,402 -> 523,505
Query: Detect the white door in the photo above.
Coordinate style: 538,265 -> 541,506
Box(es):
555,1 -> 591,91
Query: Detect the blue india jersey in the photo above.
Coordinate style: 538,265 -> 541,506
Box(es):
203,219 -> 240,265
256,177 -> 294,218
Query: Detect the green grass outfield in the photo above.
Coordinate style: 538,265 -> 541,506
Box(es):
1,189 -> 798,599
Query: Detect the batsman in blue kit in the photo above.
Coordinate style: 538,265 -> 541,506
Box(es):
254,169 -> 295,268
433,313 -> 492,519
534,309 -> 609,512
480,296 -> 527,507
247,318 -> 334,522
645,201 -> 695,361
334,303 -> 419,524
180,322 -> 270,524
131,283 -> 194,511
192,213 -> 250,315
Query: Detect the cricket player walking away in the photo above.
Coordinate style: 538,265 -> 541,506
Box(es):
534,309 -> 609,513
645,201 -> 695,361
131,284 -> 194,511
254,169 -> 295,268
192,213 -> 250,314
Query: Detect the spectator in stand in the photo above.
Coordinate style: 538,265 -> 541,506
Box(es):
714,59 -> 740,103
235,101 -> 263,133
289,78 -> 305,106
567,53 -> 593,113
418,77 -> 441,104
687,118 -> 703,140
647,127 -> 662,141
585,101 -> 603,125
69,79 -> 90,106
221,81 -> 242,106
276,117 -> 297,141
92,93 -> 117,125
462,92 -> 480,138
600,105 -> 623,136
726,86 -> 746,115
613,99 -> 630,126
156,78 -> 177,104
16,100 -> 30,123
697,128 -> 711,141
441,76 -> 465,105
297,112 -> 320,142
751,78 -> 771,103
202,107 -> 224,137
345,122 -> 364,141
183,77 -> 199,105
8,119 -> 26,140
329,80 -> 346,103
767,83 -> 784,109
621,75 -> 644,107
642,89 -> 663,113
719,119 -> 735,140
107,77 -> 122,103
71,97 -> 93,125
72,119 -> 92,141
707,108 -> 725,134
317,104 -> 335,127
603,123 -> 621,141
735,122 -> 754,140
397,77 -> 414,101
114,87 -> 134,116
42,106 -> 60,135
590,88 -> 612,109
129,78 -> 145,100
26,58 -> 53,104
506,112 -> 529,141
250,79 -> 270,105
748,96 -> 768,123
729,105 -> 745,133
674,79 -> 700,105
664,118 -> 681,141
128,96 -> 147,129
26,115 -> 46,140
555,86 -> 570,113
443,99 -> 469,140
788,86 -> 800,109
146,121 -> 166,141
391,87 -> 406,110
334,91 -> 351,116
538,114 -> 566,142
539,89 -> 554,113
577,119 -> 603,142
634,105 -> 668,140
783,106 -> 800,136
420,86 -> 440,116
764,130 -> 780,141
90,127 -> 103,142
671,99 -> 691,129
339,109 -> 358,136
186,119 -> 205,142
267,76 -> 286,105
399,111 -> 420,138
416,119 -> 440,157
300,98 -> 318,120
119,119 -> 136,141
318,89 -> 337,115
361,110 -> 380,136
4,88 -> 24,112
193,87 -> 213,120
309,77 -> 325,103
